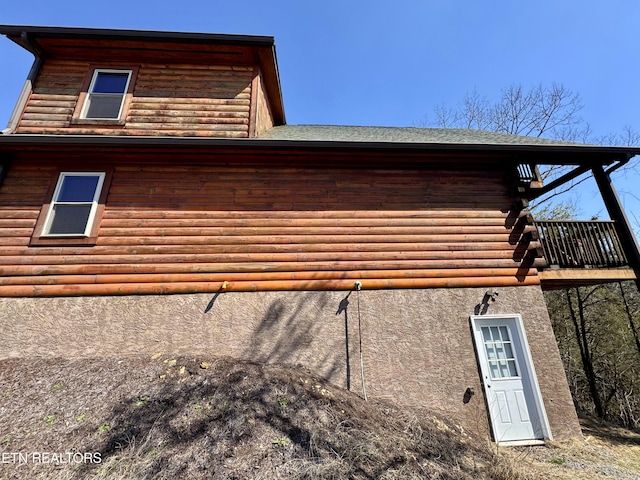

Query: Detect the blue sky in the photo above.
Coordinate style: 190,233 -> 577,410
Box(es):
1,1 -> 639,224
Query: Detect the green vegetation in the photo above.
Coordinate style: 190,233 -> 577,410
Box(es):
549,455 -> 565,465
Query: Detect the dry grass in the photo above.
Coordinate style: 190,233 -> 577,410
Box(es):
0,355 -> 639,479
504,417 -> 640,480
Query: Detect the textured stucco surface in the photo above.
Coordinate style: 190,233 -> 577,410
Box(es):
0,286 -> 581,440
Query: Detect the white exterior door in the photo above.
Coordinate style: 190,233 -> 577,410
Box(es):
470,315 -> 551,445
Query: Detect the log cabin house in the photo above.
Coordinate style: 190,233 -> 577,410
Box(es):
1,25 -> 640,445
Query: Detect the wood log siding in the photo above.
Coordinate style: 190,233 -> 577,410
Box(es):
15,59 -> 254,137
253,70 -> 274,136
0,159 -> 539,296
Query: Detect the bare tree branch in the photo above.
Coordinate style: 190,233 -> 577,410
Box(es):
422,83 -> 639,214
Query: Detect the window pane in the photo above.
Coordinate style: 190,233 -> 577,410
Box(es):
489,361 -> 500,379
482,327 -> 491,342
93,72 -> 129,94
485,344 -> 496,360
508,360 -> 518,377
499,326 -> 510,341
499,360 -> 509,378
85,95 -> 123,119
57,175 -> 100,202
490,327 -> 500,341
504,342 -> 514,359
48,204 -> 92,235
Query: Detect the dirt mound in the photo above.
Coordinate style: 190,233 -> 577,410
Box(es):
1,355 -> 639,479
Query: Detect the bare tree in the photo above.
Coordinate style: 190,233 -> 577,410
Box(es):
493,84 -> 584,138
595,125 -> 640,147
432,87 -> 493,131
547,282 -> 640,427
422,83 -> 639,214
426,83 -> 586,139
566,286 -> 605,418
422,82 -> 640,147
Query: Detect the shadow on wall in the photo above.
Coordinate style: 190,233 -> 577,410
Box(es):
336,291 -> 352,392
241,292 -> 346,387
474,290 -> 499,316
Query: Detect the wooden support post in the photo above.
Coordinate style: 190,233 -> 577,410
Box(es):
592,164 -> 640,290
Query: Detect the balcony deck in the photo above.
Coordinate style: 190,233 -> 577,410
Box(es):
535,220 -> 637,289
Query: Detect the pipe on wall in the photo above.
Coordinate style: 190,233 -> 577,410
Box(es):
0,275 -> 542,297
2,32 -> 44,135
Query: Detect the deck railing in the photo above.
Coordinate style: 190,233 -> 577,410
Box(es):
535,220 -> 629,269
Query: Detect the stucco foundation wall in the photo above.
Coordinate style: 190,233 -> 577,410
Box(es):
0,286 -> 581,440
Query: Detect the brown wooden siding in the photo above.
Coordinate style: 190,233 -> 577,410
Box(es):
254,70 -> 274,136
0,156 -> 538,296
15,59 -> 254,137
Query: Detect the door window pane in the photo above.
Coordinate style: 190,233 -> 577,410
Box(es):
490,326 -> 500,341
499,360 -> 510,378
482,325 -> 519,379
482,327 -> 492,342
499,326 -> 510,341
504,342 -> 514,359
486,344 -> 496,360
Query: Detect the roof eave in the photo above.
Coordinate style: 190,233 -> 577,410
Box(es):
0,25 -> 276,48
0,134 -> 637,164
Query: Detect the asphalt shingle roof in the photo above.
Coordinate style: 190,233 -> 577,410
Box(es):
258,125 -> 584,147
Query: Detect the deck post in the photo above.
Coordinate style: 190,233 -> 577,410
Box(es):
592,164 -> 640,290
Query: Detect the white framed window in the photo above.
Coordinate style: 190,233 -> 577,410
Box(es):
42,172 -> 106,237
80,69 -> 132,120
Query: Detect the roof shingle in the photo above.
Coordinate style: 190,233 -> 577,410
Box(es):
258,125 -> 585,147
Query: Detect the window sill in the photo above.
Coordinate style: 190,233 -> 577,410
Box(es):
70,118 -> 126,126
30,236 -> 98,247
